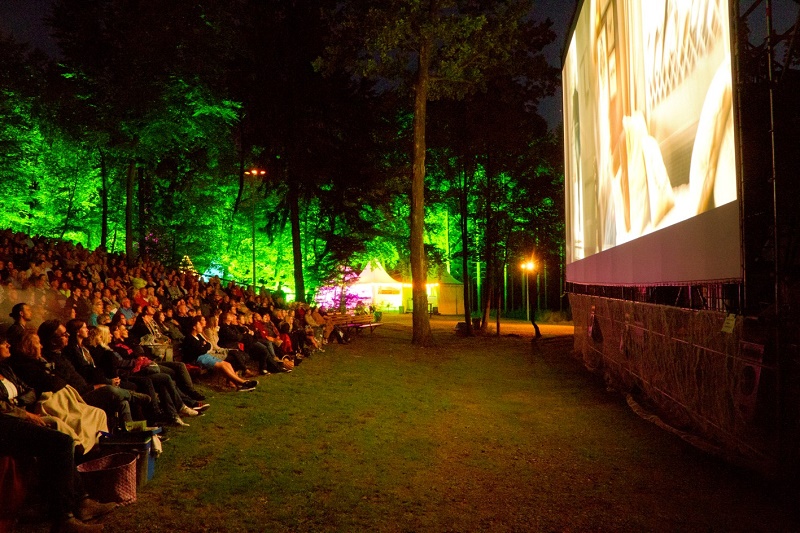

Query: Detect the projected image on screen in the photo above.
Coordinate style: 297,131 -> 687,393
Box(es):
563,0 -> 737,266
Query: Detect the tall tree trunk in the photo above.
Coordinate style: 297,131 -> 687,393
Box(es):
137,167 -> 146,258
289,180 -> 305,303
60,175 -> 77,240
460,159 -> 473,335
410,38 -> 433,346
233,132 -> 245,215
481,156 -> 494,330
99,150 -> 108,250
495,278 -> 501,335
125,161 -> 135,265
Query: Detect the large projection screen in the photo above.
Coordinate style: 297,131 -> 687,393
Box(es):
563,0 -> 741,285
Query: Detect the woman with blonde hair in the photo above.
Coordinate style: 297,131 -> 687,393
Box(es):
14,332 -> 108,453
204,314 -> 249,376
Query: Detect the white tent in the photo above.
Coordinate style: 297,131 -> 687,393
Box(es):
428,269 -> 464,315
400,268 -> 465,315
350,261 -> 404,311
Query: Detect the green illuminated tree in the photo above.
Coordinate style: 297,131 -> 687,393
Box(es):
50,0 -> 243,262
318,0 -> 554,345
223,1 -> 405,300
423,20 -> 558,334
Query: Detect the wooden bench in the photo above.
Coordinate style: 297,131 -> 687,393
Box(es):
355,322 -> 383,334
324,313 -> 380,338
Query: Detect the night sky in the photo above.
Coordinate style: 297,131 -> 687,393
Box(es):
0,0 -> 578,127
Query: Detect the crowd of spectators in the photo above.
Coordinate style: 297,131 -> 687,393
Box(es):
0,228 -> 336,531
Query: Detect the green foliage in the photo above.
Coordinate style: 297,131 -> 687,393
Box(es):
0,1 -> 565,309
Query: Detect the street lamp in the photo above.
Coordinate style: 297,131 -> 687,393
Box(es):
521,260 -> 535,322
244,168 -> 266,288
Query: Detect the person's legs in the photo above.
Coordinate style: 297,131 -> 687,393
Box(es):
158,361 -> 205,401
255,341 -> 282,373
213,360 -> 247,385
144,372 -> 181,419
224,349 -> 249,373
127,375 -> 161,418
292,331 -> 307,354
0,416 -> 77,521
82,385 -> 132,428
247,341 -> 270,373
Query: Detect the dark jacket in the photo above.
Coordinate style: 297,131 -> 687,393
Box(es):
43,348 -> 93,397
63,343 -> 110,387
0,362 -> 38,418
8,354 -> 67,396
5,323 -> 27,351
218,323 -> 244,350
181,334 -> 212,364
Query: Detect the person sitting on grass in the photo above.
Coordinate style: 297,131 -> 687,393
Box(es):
182,316 -> 257,391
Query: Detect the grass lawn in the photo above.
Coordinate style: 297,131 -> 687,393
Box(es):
29,314 -> 798,532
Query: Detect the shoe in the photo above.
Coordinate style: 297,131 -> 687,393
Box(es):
53,516 -> 105,532
76,498 -> 117,521
188,390 -> 206,401
152,415 -> 176,428
260,369 -> 269,375
281,368 -> 292,373
237,379 -> 257,392
172,417 -> 190,427
180,405 -> 199,417
129,392 -> 152,405
194,402 -> 211,412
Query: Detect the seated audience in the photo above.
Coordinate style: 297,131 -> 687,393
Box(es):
1,333 -> 116,532
37,320 -> 147,432
10,332 -> 108,452
219,311 -> 275,375
182,316 -> 257,391
107,322 -> 199,427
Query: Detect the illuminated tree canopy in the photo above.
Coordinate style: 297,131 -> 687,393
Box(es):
0,0 -> 563,326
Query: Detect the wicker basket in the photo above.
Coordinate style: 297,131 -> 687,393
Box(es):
77,452 -> 138,504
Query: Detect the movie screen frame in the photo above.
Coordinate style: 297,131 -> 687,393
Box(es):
563,0 -> 741,285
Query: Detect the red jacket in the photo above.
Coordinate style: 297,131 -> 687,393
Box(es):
278,333 -> 293,355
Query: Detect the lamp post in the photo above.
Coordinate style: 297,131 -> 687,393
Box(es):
521,260 -> 535,322
244,169 -> 266,289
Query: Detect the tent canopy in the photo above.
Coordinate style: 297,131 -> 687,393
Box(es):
431,269 -> 462,285
350,261 -> 403,311
354,261 -> 401,285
